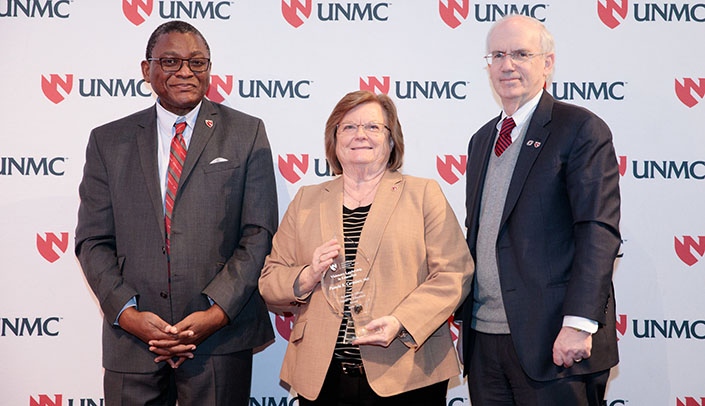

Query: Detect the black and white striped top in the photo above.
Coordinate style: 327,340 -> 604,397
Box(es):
332,204 -> 371,364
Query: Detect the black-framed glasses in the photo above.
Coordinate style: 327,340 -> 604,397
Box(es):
336,122 -> 390,136
148,57 -> 211,73
484,51 -> 545,65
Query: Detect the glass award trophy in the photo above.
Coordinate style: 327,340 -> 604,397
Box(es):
321,254 -> 375,340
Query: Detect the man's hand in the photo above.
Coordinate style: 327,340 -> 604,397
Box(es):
149,304 -> 229,367
118,307 -> 196,368
552,326 -> 592,368
118,307 -> 180,344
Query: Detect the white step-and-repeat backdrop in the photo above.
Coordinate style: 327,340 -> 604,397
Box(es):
2,1 -> 704,405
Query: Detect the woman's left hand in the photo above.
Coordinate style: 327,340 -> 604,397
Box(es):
351,316 -> 402,347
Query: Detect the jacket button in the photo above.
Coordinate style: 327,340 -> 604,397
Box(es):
160,291 -> 168,299
162,246 -> 166,255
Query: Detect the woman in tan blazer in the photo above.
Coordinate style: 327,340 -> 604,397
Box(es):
259,91 -> 474,405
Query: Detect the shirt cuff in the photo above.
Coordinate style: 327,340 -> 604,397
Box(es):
115,296 -> 137,326
563,315 -> 598,334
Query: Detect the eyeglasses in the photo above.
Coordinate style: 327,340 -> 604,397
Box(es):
337,122 -> 390,136
148,57 -> 211,73
484,51 -> 545,65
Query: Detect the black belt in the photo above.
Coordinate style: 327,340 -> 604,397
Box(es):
336,360 -> 365,377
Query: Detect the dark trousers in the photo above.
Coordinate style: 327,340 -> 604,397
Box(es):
299,359 -> 448,406
467,331 -> 610,406
104,350 -> 253,406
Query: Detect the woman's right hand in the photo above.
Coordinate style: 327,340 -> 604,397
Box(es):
295,238 -> 342,295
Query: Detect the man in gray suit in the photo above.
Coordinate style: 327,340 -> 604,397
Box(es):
75,20 -> 277,405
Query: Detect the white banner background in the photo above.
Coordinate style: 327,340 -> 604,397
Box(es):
2,1 -> 705,405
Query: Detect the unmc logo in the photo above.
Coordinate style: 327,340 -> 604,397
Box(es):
282,0 -> 312,28
439,0 -> 469,29
616,155 -> 705,180
37,232 -> 69,263
41,74 -> 151,102
1,157 -> 66,176
208,75 -> 311,101
550,81 -> 625,101
359,76 -> 467,99
0,0 -> 70,18
675,78 -> 705,108
615,314 -> 705,340
281,1 -> 389,27
598,0 -> 628,29
123,0 -> 153,26
123,0 -> 231,26
674,235 -> 705,266
437,155 -> 467,185
2,317 -> 60,336
41,74 -> 73,104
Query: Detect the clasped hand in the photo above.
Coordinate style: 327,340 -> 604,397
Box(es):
118,305 -> 228,368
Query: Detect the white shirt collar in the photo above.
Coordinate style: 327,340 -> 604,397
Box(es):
496,90 -> 543,141
155,100 -> 202,138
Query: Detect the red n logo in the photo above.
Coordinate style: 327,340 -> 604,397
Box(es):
676,397 -> 705,406
207,75 -> 234,103
615,314 -> 627,340
275,313 -> 295,341
41,74 -> 73,104
436,155 -> 467,185
282,0 -> 312,28
439,0 -> 469,29
674,236 -> 705,266
30,394 -> 62,406
122,0 -> 153,26
617,155 -> 627,176
597,0 -> 628,29
675,78 -> 705,108
278,154 -> 309,184
359,76 -> 390,94
37,232 -> 69,263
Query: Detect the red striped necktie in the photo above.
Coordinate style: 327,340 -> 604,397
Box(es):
494,117 -> 516,157
165,120 -> 187,253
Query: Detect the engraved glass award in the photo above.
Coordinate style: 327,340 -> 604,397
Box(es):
321,254 -> 375,340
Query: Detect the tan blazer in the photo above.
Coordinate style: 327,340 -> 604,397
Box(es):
259,170 -> 474,399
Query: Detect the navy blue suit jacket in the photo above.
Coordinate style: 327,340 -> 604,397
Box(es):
458,91 -> 621,381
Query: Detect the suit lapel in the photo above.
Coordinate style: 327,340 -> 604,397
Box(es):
467,114 -> 501,240
135,106 -> 167,238
179,100 -> 217,192
319,177 -> 344,245
502,91 -> 554,226
355,171 -> 403,285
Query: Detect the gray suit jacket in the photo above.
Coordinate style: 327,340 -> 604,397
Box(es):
76,99 -> 277,373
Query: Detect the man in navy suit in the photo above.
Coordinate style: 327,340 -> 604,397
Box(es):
75,21 -> 277,405
457,14 -> 621,405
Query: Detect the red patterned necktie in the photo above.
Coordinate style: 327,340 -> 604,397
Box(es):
165,120 -> 187,253
494,117 -> 516,157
